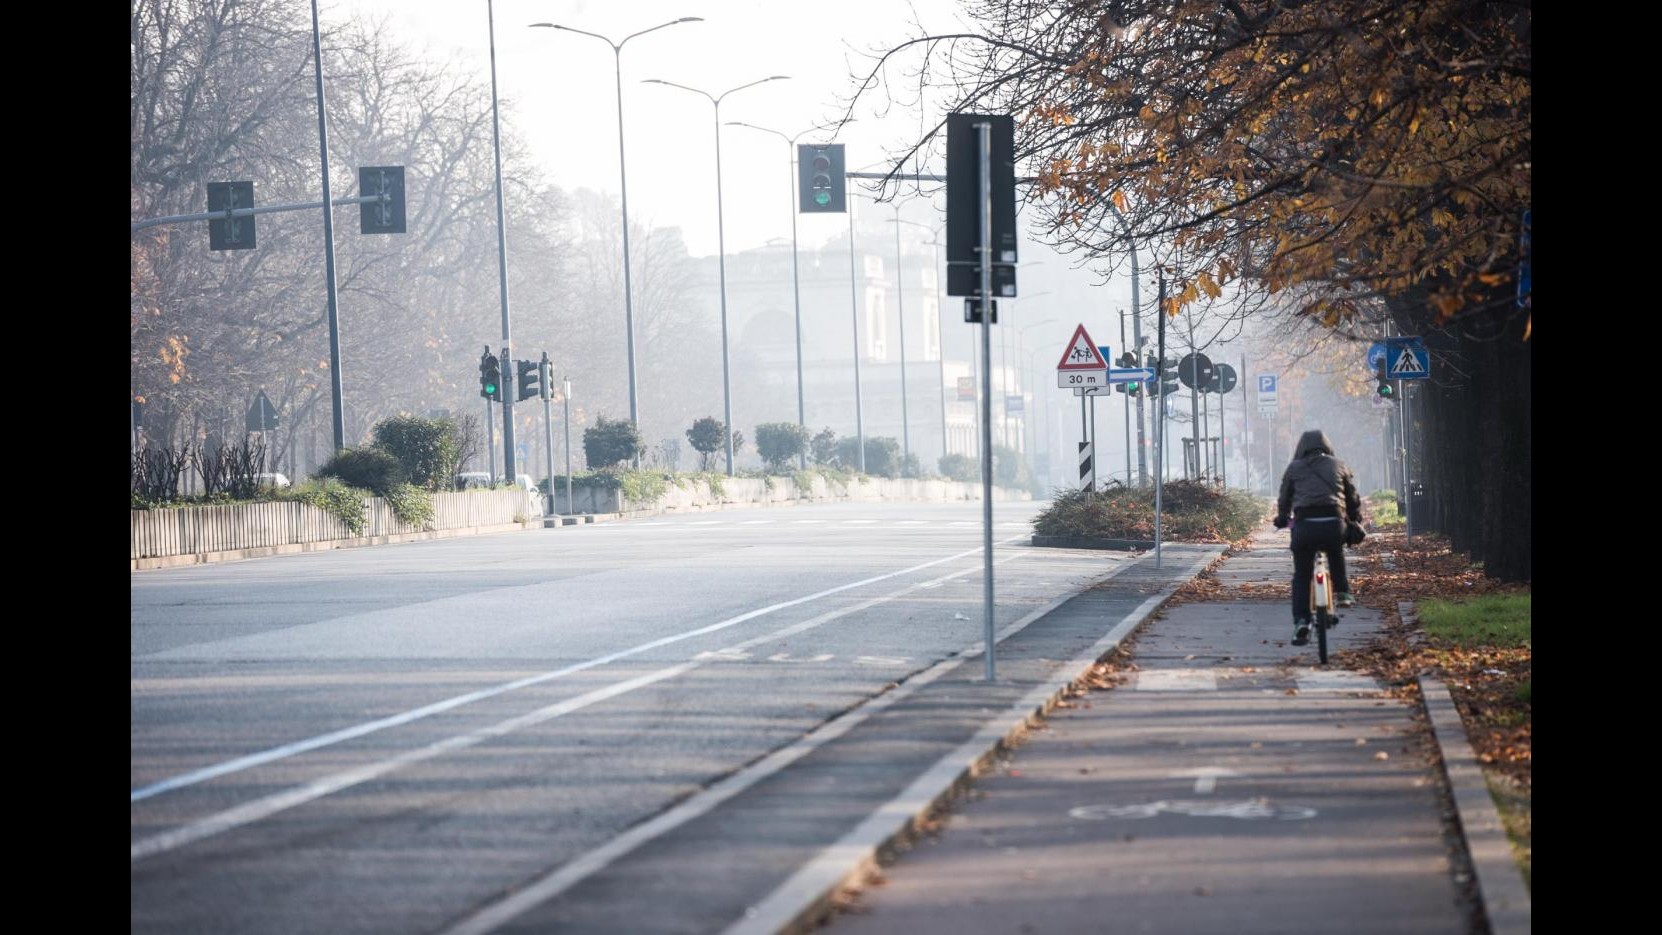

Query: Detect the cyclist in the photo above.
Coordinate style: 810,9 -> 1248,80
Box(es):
1271,429 -> 1362,646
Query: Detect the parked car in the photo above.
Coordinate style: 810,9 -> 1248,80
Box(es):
454,472 -> 493,490
253,472 -> 292,489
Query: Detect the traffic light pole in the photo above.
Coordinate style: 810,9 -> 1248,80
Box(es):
485,397 -> 497,481
309,0 -> 345,452
977,120 -> 996,683
541,354 -> 555,517
1154,274 -> 1167,568
848,201 -> 866,473
487,0 -> 518,485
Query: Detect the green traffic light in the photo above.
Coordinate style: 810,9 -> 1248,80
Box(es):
1377,382 -> 1393,398
815,191 -> 830,206
485,383 -> 497,395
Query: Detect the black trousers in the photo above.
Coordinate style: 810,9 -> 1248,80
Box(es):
1290,518 -> 1349,621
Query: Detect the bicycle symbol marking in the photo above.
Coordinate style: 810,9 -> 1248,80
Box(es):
1068,799 -> 1317,821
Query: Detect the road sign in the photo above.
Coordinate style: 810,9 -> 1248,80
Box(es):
1387,339 -> 1430,379
1366,342 -> 1389,371
1207,363 -> 1237,394
1177,352 -> 1214,389
245,391 -> 279,432
957,376 -> 976,401
1257,374 -> 1278,406
1058,325 -> 1106,371
1109,367 -> 1157,383
1073,385 -> 1116,396
1056,324 -> 1107,388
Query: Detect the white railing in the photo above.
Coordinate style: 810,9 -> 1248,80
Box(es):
131,490 -> 536,560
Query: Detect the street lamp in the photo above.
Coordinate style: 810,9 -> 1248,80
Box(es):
532,17 -> 703,460
644,75 -> 792,476
727,120 -> 828,470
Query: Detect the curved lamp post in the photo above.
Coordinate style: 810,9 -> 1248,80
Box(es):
643,75 -> 791,475
531,17 -> 703,457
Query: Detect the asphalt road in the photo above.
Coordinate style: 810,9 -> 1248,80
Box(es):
131,499 -> 1130,933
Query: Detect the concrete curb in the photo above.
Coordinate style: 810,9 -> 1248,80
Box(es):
1402,599 -> 1528,933
1418,674 -> 1531,935
726,546 -> 1227,935
1030,534 -> 1156,551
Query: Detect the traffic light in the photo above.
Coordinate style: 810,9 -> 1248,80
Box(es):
798,144 -> 846,212
358,166 -> 406,234
1375,362 -> 1394,398
479,349 -> 501,401
206,181 -> 256,250
516,359 -> 543,402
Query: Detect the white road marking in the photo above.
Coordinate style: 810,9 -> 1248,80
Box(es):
897,521 -> 927,526
687,520 -> 723,526
1134,668 -> 1221,691
1295,671 -> 1382,693
740,520 -> 774,525
131,539 -> 1020,804
854,656 -> 910,667
792,520 -> 826,524
843,519 -> 878,524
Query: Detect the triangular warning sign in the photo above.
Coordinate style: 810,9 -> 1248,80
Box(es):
1056,324 -> 1107,371
1389,346 -> 1424,375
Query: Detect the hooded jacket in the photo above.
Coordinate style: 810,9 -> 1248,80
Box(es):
1276,430 -> 1362,522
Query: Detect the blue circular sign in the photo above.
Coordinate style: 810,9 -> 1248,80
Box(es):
1367,342 -> 1388,370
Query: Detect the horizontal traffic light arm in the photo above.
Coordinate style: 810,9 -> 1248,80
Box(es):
130,193 -> 396,235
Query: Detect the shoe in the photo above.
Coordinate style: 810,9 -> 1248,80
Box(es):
1336,592 -> 1356,608
1291,619 -> 1311,646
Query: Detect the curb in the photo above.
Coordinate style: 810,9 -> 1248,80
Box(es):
1030,534 -> 1155,551
1418,674 -> 1531,935
727,545 -> 1227,935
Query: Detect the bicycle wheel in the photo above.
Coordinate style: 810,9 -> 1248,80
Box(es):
1316,609 -> 1329,664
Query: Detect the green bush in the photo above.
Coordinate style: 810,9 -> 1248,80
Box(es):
372,415 -> 464,490
383,482 -> 435,528
939,453 -> 978,482
584,416 -> 643,469
686,417 -> 727,470
317,445 -> 406,495
811,427 -> 840,466
278,478 -> 369,536
1033,480 -> 1266,543
755,422 -> 811,473
836,435 -> 904,477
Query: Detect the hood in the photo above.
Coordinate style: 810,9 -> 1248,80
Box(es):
1296,429 -> 1334,459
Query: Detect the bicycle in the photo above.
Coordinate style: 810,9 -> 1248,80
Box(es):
1308,551 -> 1340,664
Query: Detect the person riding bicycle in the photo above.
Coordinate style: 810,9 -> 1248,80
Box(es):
1272,429 -> 1362,646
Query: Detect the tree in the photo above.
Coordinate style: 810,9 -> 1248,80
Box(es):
850,1 -> 1530,579
583,416 -> 643,470
686,417 -> 726,471
838,436 -> 903,478
810,428 -> 840,467
754,423 -> 811,474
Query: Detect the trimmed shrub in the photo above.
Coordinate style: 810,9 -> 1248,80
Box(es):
584,416 -> 643,469
1033,480 -> 1266,543
372,415 -> 464,490
317,445 -> 405,495
939,453 -> 977,482
755,422 -> 811,473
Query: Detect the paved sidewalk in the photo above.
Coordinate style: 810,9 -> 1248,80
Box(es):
827,536 -> 1480,934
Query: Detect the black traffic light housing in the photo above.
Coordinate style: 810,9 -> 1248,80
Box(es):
516,359 -> 543,402
798,144 -> 846,212
206,181 -> 256,250
479,349 -> 501,401
1375,361 -> 1395,399
359,166 -> 406,234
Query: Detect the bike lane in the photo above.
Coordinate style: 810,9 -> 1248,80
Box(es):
828,544 -> 1478,935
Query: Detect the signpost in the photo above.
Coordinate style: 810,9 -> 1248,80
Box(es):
1056,324 -> 1108,389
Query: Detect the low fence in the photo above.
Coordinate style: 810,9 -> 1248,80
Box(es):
553,475 -> 1030,515
131,490 -> 538,563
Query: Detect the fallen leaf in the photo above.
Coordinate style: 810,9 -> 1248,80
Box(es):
1374,751 -> 1389,761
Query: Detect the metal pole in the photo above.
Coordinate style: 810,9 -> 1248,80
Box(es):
612,50 -> 640,455
713,103 -> 735,476
933,237 -> 948,464
1120,310 -> 1131,484
1220,360 -> 1229,488
487,0 -> 517,482
485,397 -> 496,480
309,0 -> 345,452
563,378 -> 573,512
1202,381 -> 1211,481
978,120 -> 996,682
1401,378 -> 1412,542
848,198 -> 866,472
789,146 -> 806,469
1129,259 -> 1147,486
893,212 -> 911,472
1154,275 -> 1166,567
1186,309 -> 1201,481
1089,394 -> 1097,485
541,353 -> 555,516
